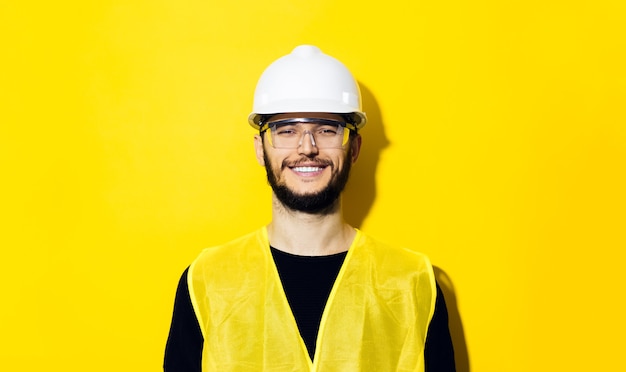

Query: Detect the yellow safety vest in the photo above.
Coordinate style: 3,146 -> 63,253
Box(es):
188,228 -> 436,372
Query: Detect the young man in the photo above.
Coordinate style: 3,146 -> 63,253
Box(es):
164,45 -> 456,371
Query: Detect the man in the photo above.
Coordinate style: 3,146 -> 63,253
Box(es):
164,45 -> 456,371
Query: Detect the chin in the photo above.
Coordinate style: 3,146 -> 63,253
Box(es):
263,147 -> 352,214
271,183 -> 340,214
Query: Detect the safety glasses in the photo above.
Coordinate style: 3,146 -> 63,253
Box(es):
260,118 -> 356,149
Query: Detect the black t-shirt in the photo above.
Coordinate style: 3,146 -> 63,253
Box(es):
270,247 -> 347,359
164,248 -> 456,371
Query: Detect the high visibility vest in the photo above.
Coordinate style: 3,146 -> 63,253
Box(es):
188,228 -> 436,372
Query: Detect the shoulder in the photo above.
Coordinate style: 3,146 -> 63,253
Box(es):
350,231 -> 436,297
192,228 -> 267,265
188,228 -> 271,287
355,231 -> 433,271
349,231 -> 438,318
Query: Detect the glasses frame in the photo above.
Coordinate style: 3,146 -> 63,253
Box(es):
259,118 -> 357,149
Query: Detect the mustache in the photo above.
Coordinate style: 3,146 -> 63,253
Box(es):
281,157 -> 333,169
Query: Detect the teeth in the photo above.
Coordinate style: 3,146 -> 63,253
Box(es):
293,166 -> 322,173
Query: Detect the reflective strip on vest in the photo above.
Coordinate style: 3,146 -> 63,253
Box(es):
188,228 -> 436,372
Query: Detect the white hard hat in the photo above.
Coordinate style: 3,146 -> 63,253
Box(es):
248,45 -> 367,130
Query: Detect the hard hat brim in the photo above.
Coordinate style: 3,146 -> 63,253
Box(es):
248,102 -> 366,130
248,112 -> 366,131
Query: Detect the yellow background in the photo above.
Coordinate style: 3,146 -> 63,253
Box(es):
1,1 -> 625,371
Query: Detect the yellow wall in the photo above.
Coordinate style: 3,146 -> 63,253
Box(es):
1,1 -> 624,371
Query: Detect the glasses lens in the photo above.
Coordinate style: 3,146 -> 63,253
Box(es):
267,119 -> 349,149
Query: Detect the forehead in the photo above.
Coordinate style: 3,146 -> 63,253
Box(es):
267,112 -> 344,123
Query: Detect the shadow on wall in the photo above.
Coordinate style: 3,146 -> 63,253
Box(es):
343,83 -> 388,228
344,83 -> 470,372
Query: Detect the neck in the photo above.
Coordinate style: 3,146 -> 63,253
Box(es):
267,194 -> 356,256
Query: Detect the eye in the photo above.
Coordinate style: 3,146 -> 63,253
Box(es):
274,125 -> 299,136
316,126 -> 340,136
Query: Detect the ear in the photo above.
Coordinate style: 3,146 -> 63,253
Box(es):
350,134 -> 362,164
254,134 -> 266,166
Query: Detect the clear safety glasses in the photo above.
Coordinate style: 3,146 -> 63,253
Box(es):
260,118 -> 356,149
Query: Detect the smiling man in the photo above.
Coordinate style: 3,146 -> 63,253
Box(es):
258,113 -> 358,216
164,45 -> 456,372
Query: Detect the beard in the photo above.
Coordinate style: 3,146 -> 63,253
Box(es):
263,146 -> 353,215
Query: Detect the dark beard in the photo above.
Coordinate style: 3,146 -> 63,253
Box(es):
263,147 -> 352,215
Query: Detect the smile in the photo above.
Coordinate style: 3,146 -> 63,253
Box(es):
292,166 -> 324,173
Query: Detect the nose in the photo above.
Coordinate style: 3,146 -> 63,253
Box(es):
298,130 -> 319,156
